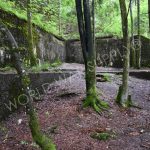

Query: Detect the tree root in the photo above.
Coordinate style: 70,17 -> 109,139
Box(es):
116,88 -> 142,109
83,96 -> 109,114
127,95 -> 142,109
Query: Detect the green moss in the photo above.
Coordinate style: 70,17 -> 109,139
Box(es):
103,73 -> 111,82
116,85 -> 123,104
29,111 -> 56,150
99,100 -> 109,109
91,132 -> 111,141
22,75 -> 30,87
83,60 -> 109,113
50,59 -> 62,68
116,86 -> 135,108
21,23 -> 39,45
83,91 -> 109,112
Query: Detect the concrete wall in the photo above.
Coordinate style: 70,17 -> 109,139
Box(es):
66,37 -> 123,67
0,9 -> 150,67
66,36 -> 150,67
140,36 -> 150,66
0,72 -> 73,120
37,29 -> 66,63
0,9 -> 66,66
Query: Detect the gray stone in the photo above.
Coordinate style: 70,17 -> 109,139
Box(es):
0,71 -> 73,120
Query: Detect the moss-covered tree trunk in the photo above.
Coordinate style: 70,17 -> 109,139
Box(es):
0,19 -> 56,150
75,0 -> 108,113
116,0 -> 131,107
27,0 -> 37,66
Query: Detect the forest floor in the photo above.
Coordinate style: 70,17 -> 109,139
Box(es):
0,64 -> 150,150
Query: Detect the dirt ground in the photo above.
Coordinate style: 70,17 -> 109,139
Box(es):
0,69 -> 150,150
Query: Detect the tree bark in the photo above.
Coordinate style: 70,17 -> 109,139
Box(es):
136,0 -> 141,68
58,0 -> 62,35
0,19 -> 56,150
116,0 -> 130,107
130,0 -> 136,67
92,0 -> 95,48
27,0 -> 37,66
75,0 -> 108,113
148,0 -> 150,32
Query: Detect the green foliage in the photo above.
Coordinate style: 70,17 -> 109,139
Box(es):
102,73 -> 111,82
0,60 -> 62,72
0,0 -> 149,39
30,60 -> 62,72
30,62 -> 50,72
91,130 -> 117,141
91,132 -> 110,141
0,66 -> 14,72
50,59 -> 62,67
0,0 -> 59,35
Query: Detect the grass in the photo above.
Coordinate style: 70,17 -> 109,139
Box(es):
0,60 -> 62,73
0,66 -> 14,72
30,63 -> 51,72
0,0 -> 60,37
30,60 -> 62,72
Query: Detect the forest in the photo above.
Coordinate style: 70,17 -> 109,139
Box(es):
0,0 -> 150,150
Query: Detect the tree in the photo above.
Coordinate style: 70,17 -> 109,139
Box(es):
130,0 -> 136,68
92,0 -> 95,47
27,0 -> 37,66
116,0 -> 131,107
136,0 -> 141,69
148,0 -> 150,32
0,19 -> 56,150
58,0 -> 62,35
75,0 -> 108,113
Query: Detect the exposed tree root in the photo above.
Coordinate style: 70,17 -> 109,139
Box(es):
83,95 -> 109,114
127,95 -> 142,109
116,86 -> 141,109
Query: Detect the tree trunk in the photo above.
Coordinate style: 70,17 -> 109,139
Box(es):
148,0 -> 150,32
75,0 -> 108,113
130,0 -> 136,67
27,0 -> 37,66
58,0 -> 62,35
136,0 -> 141,68
83,0 -> 97,109
0,19 -> 56,150
116,0 -> 130,107
92,0 -> 95,48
